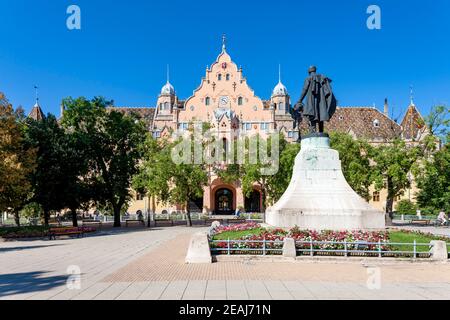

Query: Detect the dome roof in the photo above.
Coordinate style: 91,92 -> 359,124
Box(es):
272,81 -> 288,97
161,81 -> 175,95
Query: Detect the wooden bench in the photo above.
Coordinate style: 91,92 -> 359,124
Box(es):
125,219 -> 145,227
154,219 -> 174,227
82,220 -> 102,229
227,218 -> 247,225
49,227 -> 84,240
411,220 -> 431,226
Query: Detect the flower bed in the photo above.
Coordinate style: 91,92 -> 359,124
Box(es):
213,222 -> 261,236
0,226 -> 97,239
210,224 -> 393,255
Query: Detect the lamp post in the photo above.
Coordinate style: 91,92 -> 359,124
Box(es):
145,195 -> 151,228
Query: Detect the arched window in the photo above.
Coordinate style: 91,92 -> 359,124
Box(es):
226,74 -> 230,81
164,102 -> 169,110
238,97 -> 243,106
279,102 -> 284,112
205,97 -> 210,106
218,74 -> 222,81
222,138 -> 228,152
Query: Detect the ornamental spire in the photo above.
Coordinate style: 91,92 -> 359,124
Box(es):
278,64 -> 282,83
34,85 -> 39,105
222,34 -> 226,52
167,64 -> 170,84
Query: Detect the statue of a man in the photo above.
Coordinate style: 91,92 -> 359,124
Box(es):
296,66 -> 337,134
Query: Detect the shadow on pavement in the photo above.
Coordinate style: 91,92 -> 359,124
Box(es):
0,244 -> 64,253
0,271 -> 68,298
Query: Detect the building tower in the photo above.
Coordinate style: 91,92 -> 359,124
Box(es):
156,65 -> 177,116
271,65 -> 290,115
28,85 -> 45,121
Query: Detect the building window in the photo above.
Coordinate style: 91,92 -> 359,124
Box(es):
164,102 -> 169,110
288,131 -> 294,138
238,97 -> 243,106
279,103 -> 284,112
136,193 -> 144,201
218,74 -> 222,81
373,191 -> 381,202
178,123 -> 188,131
222,138 -> 228,153
153,131 -> 161,139
244,123 -> 252,131
226,74 -> 230,81
205,97 -> 210,106
261,123 -> 269,131
373,119 -> 380,128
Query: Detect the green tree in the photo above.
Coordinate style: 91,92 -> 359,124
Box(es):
423,105 -> 449,144
133,135 -> 172,216
0,93 -> 36,226
169,161 -> 208,227
266,139 -> 300,203
62,97 -> 146,227
415,140 -> 450,214
26,114 -> 69,226
395,199 -> 417,216
371,139 -> 421,214
217,134 -> 288,213
330,132 -> 374,201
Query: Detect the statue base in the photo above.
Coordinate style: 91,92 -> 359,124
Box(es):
266,136 -> 386,230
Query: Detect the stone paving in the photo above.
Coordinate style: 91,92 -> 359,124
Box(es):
1,226 -> 450,300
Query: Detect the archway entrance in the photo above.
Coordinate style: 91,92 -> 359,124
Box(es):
214,188 -> 234,215
245,190 -> 261,213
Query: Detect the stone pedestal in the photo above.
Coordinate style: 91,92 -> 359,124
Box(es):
185,232 -> 212,264
266,136 -> 385,230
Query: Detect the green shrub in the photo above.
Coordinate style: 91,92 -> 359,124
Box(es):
395,200 -> 417,216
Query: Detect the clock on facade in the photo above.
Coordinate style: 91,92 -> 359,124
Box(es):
219,96 -> 229,107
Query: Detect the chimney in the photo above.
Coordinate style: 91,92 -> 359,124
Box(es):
60,103 -> 65,119
384,98 -> 389,117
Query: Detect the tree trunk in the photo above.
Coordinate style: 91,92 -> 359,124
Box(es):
385,177 -> 394,214
186,201 -> 193,227
14,211 -> 20,227
71,207 -> 78,227
261,182 -> 267,223
113,205 -> 121,228
43,209 -> 50,227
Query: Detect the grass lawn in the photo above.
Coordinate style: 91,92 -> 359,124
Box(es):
213,228 -> 449,253
389,231 -> 447,252
212,228 -> 264,240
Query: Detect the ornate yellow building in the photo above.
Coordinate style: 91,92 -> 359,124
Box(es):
29,40 -> 428,216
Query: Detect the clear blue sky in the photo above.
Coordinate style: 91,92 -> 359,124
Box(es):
1,0 -> 449,122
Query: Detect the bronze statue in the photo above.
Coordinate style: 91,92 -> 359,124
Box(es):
295,66 -> 337,135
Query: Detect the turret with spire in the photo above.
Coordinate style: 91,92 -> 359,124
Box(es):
271,65 -> 290,115
28,85 -> 45,121
156,66 -> 177,117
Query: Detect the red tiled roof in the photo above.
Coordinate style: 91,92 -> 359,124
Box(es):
28,104 -> 45,121
108,107 -> 155,126
400,104 -> 425,140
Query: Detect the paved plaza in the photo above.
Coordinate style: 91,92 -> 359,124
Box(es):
1,226 -> 450,300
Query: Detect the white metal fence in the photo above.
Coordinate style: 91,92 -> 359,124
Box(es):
210,239 -> 449,259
